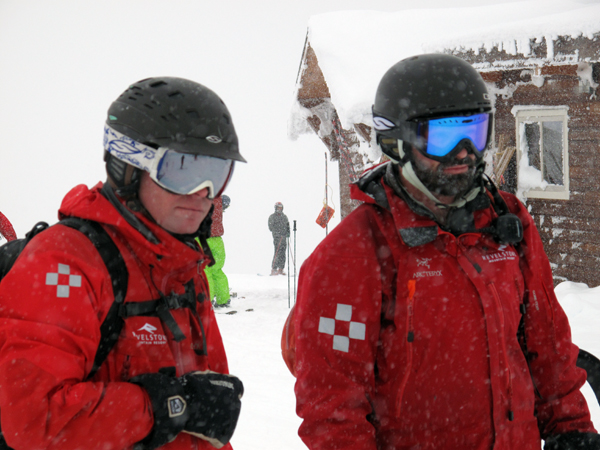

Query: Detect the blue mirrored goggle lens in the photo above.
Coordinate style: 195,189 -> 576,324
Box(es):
155,151 -> 233,198
423,113 -> 490,157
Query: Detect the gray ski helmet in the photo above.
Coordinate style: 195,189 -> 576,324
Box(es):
105,76 -> 246,192
222,195 -> 231,210
372,53 -> 492,162
275,202 -> 283,211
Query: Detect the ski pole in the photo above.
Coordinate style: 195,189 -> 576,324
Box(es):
287,237 -> 291,308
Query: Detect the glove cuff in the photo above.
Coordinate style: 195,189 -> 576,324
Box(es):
544,431 -> 600,450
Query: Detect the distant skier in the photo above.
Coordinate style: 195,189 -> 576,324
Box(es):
204,195 -> 231,308
268,202 -> 290,275
0,211 -> 16,242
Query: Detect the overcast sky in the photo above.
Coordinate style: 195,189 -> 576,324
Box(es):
0,0 -> 567,274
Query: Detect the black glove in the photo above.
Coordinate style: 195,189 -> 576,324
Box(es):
130,372 -> 189,450
545,432 -> 600,449
179,371 -> 244,448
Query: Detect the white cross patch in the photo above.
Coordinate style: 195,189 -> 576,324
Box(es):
45,263 -> 82,298
318,303 -> 366,352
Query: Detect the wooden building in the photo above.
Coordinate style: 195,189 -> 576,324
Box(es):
291,10 -> 600,286
460,34 -> 600,286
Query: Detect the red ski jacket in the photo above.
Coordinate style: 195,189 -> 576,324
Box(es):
284,171 -> 594,450
211,197 -> 224,238
0,183 -> 232,450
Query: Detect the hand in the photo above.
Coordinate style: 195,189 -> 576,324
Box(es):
130,372 -> 189,450
179,371 -> 244,448
545,432 -> 600,449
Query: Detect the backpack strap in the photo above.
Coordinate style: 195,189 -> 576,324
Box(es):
0,222 -> 50,279
61,218 -> 207,361
58,217 -> 129,380
119,280 -> 196,343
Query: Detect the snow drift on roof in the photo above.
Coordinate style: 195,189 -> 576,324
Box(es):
290,0 -> 600,134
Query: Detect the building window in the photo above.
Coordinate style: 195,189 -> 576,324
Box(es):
515,107 -> 569,200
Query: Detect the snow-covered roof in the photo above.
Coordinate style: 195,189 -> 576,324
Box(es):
290,0 -> 600,134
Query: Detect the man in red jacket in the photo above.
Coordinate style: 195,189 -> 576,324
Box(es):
0,77 -> 246,450
283,54 -> 599,450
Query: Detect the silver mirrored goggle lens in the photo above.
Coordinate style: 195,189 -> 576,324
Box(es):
154,151 -> 234,198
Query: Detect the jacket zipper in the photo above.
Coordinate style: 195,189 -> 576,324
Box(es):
396,279 -> 416,417
489,282 -> 514,421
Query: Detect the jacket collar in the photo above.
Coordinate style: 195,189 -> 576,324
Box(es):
351,163 -> 496,248
58,182 -> 205,269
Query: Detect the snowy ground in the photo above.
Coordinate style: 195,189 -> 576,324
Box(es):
217,274 -> 304,450
219,274 -> 600,450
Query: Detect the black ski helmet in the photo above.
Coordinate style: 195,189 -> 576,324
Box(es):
105,76 -> 246,194
372,53 -> 492,162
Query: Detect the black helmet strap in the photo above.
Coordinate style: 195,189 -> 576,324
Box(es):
478,175 -> 524,245
445,175 -> 523,245
104,151 -> 142,200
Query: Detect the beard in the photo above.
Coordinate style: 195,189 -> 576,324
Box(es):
412,155 -> 478,198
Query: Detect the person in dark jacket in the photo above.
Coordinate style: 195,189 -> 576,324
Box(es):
0,77 -> 246,450
283,54 -> 599,450
268,202 -> 290,275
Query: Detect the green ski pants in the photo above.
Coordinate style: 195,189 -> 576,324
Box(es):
204,236 -> 230,305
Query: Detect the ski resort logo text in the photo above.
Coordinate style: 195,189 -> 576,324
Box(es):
482,245 -> 517,263
132,323 -> 167,345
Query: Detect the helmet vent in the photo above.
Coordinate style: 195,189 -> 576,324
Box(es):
159,113 -> 179,121
150,81 -> 167,88
144,103 -> 154,110
187,110 -> 199,119
168,91 -> 184,99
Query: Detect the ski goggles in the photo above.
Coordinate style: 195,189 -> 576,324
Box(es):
412,113 -> 491,161
104,125 -> 234,198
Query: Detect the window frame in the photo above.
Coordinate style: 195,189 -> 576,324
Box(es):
514,107 -> 569,200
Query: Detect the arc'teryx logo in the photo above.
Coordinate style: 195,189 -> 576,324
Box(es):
413,257 -> 442,278
416,258 -> 431,269
132,323 -> 167,345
